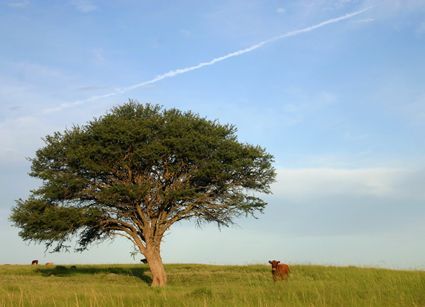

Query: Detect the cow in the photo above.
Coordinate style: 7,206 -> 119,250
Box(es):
31,260 -> 39,265
268,260 -> 290,281
140,258 -> 148,264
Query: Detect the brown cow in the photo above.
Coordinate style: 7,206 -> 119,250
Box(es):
268,260 -> 290,281
31,260 -> 38,265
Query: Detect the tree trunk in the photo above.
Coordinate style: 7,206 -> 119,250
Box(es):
145,247 -> 167,287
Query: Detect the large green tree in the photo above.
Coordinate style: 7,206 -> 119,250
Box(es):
11,102 -> 275,286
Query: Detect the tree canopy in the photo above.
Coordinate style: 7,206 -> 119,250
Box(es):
10,101 -> 276,286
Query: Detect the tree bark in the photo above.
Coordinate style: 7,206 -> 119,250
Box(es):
145,246 -> 167,287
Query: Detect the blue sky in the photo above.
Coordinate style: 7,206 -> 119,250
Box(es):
1,0 -> 424,268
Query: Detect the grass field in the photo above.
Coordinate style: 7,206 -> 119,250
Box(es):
0,263 -> 424,306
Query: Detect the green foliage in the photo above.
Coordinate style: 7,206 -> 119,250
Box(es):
10,101 -> 276,253
0,264 -> 424,306
11,198 -> 104,252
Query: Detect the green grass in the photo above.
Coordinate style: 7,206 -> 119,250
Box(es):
0,263 -> 424,306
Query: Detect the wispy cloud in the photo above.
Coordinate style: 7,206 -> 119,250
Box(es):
353,17 -> 375,23
92,48 -> 105,65
272,167 -> 411,200
41,7 -> 372,114
76,85 -> 108,92
281,90 -> 337,126
0,115 -> 51,165
6,0 -> 30,9
276,7 -> 286,14
361,0 -> 425,14
179,29 -> 192,37
71,0 -> 97,13
267,167 -> 425,239
416,21 -> 425,36
404,93 -> 425,125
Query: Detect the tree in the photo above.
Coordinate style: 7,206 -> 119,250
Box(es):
10,101 -> 276,287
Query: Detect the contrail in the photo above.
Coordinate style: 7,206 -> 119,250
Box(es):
43,7 -> 372,113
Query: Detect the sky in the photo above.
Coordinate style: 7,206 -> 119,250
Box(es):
0,0 -> 424,269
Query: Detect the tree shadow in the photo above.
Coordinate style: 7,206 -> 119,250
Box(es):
36,265 -> 152,285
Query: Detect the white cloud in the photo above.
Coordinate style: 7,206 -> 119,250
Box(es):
71,0 -> 97,13
162,164 -> 425,266
261,166 -> 425,244
271,167 -> 424,201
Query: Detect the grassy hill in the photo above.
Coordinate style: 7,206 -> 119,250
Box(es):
0,263 -> 424,306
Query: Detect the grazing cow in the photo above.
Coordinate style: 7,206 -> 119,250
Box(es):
140,258 -> 148,264
268,260 -> 290,281
31,260 -> 39,265
45,262 -> 54,266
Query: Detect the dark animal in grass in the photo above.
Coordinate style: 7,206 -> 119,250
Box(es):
31,260 -> 38,265
140,258 -> 148,264
70,265 -> 77,270
268,260 -> 290,281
